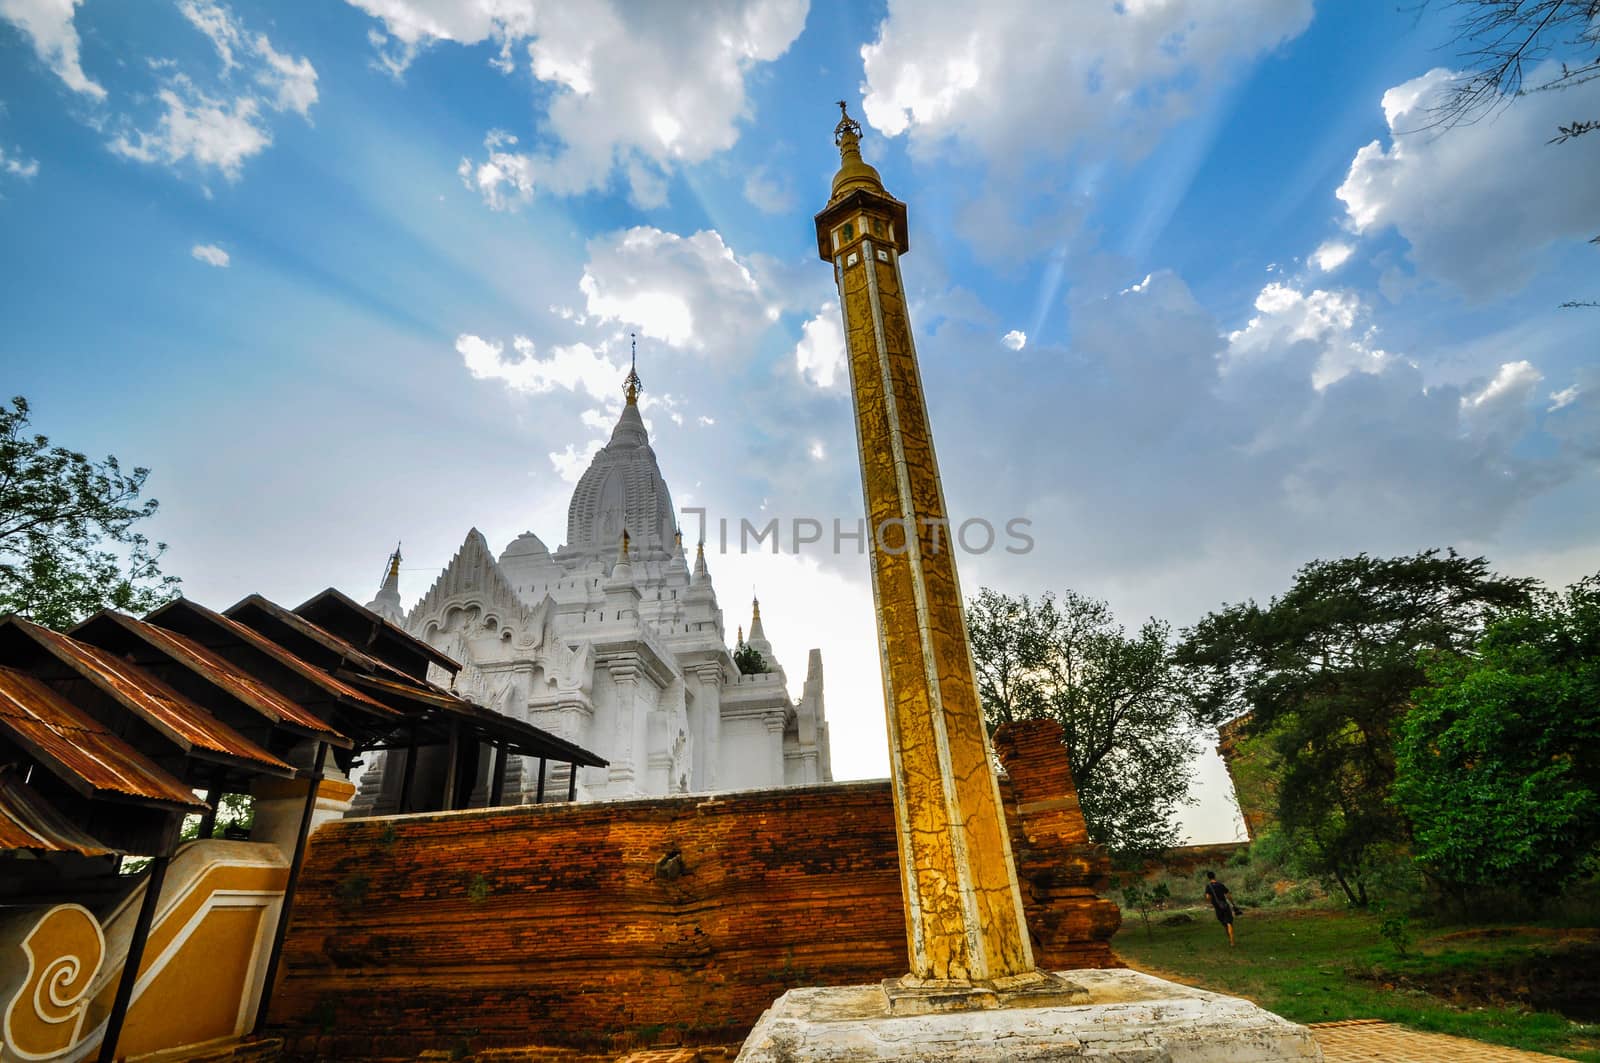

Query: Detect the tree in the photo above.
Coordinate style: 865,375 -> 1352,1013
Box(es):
733,641 -> 767,676
967,588 -> 1198,858
1395,572 -> 1600,901
1177,550 -> 1534,906
0,396 -> 180,629
1421,0 -> 1599,137
1419,0 -> 1600,307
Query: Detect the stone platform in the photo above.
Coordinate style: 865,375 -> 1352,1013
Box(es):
736,969 -> 1323,1061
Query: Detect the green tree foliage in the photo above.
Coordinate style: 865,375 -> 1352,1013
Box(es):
1396,573 -> 1600,899
966,588 -> 1198,858
0,397 -> 180,629
1177,550 -> 1535,906
733,641 -> 767,676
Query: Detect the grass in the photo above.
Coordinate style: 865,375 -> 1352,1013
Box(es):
1112,906 -> 1600,1062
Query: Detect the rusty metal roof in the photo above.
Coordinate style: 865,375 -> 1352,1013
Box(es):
0,766 -> 119,855
74,610 -> 347,746
0,666 -> 202,809
295,587 -> 461,675
228,594 -> 424,687
5,618 -> 291,776
336,670 -> 607,767
145,599 -> 395,721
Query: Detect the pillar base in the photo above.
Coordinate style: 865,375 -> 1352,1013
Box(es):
736,969 -> 1322,1062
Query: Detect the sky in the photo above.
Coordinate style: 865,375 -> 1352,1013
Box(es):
2,0 -> 1597,844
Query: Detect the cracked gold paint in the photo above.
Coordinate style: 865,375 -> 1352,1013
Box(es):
816,115 -> 1033,983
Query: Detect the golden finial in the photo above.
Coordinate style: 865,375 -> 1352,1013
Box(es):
619,529 -> 631,559
737,624 -> 744,645
388,542 -> 402,580
623,332 -> 642,405
828,98 -> 883,198
752,593 -> 761,621
674,527 -> 683,550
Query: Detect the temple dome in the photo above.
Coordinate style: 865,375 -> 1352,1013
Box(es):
563,402 -> 676,561
501,531 -> 550,562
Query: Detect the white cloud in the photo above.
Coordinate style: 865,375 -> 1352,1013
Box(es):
355,0 -> 805,209
1001,329 -> 1026,351
870,0 -> 1305,153
250,30 -> 319,117
1311,241 -> 1354,272
1549,385 -> 1580,412
51,1 -> 316,182
1226,281 -> 1389,389
549,439 -> 603,483
191,242 -> 230,267
577,227 -> 778,360
1460,360 -> 1545,451
457,334 -> 621,400
111,79 -> 271,181
743,165 -> 794,215
794,303 -> 845,388
857,0 -> 1311,258
697,415 -> 716,426
1336,63 -> 1600,299
0,0 -> 105,98
808,440 -> 825,460
1,145 -> 39,179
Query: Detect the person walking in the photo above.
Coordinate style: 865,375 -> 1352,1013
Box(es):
1204,870 -> 1237,947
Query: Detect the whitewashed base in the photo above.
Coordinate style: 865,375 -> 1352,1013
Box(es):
736,969 -> 1323,1062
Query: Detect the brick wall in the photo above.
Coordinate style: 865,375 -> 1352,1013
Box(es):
269,720 -> 1119,1060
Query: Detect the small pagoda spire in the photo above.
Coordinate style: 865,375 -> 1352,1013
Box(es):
692,539 -> 709,581
367,542 -> 404,623
623,332 -> 643,406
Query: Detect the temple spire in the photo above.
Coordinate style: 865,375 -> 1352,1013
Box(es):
623,332 -> 642,406
366,542 -> 404,623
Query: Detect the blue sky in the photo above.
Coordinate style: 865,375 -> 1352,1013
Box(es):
3,0 -> 1597,841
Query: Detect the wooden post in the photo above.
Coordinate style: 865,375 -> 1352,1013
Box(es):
489,742 -> 506,806
535,757 -> 546,803
97,815 -> 180,1063
398,720 -> 419,813
253,743 -> 327,1035
441,718 -> 461,811
197,785 -> 219,840
567,762 -> 578,801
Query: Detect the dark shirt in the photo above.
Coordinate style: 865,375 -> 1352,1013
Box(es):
1205,880 -> 1231,912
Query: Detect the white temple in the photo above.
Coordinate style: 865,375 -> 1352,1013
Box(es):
352,360 -> 830,812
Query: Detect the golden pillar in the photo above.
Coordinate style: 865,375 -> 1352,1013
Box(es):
816,103 -> 1034,985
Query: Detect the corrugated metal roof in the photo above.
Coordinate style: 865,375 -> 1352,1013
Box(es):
77,610 -> 347,745
336,670 -> 608,767
8,618 -> 291,775
0,666 -> 202,809
145,599 -> 396,720
295,587 -> 461,674
229,594 -> 424,687
0,766 -> 119,855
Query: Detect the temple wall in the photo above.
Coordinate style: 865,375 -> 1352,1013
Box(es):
268,720 -> 1119,1060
